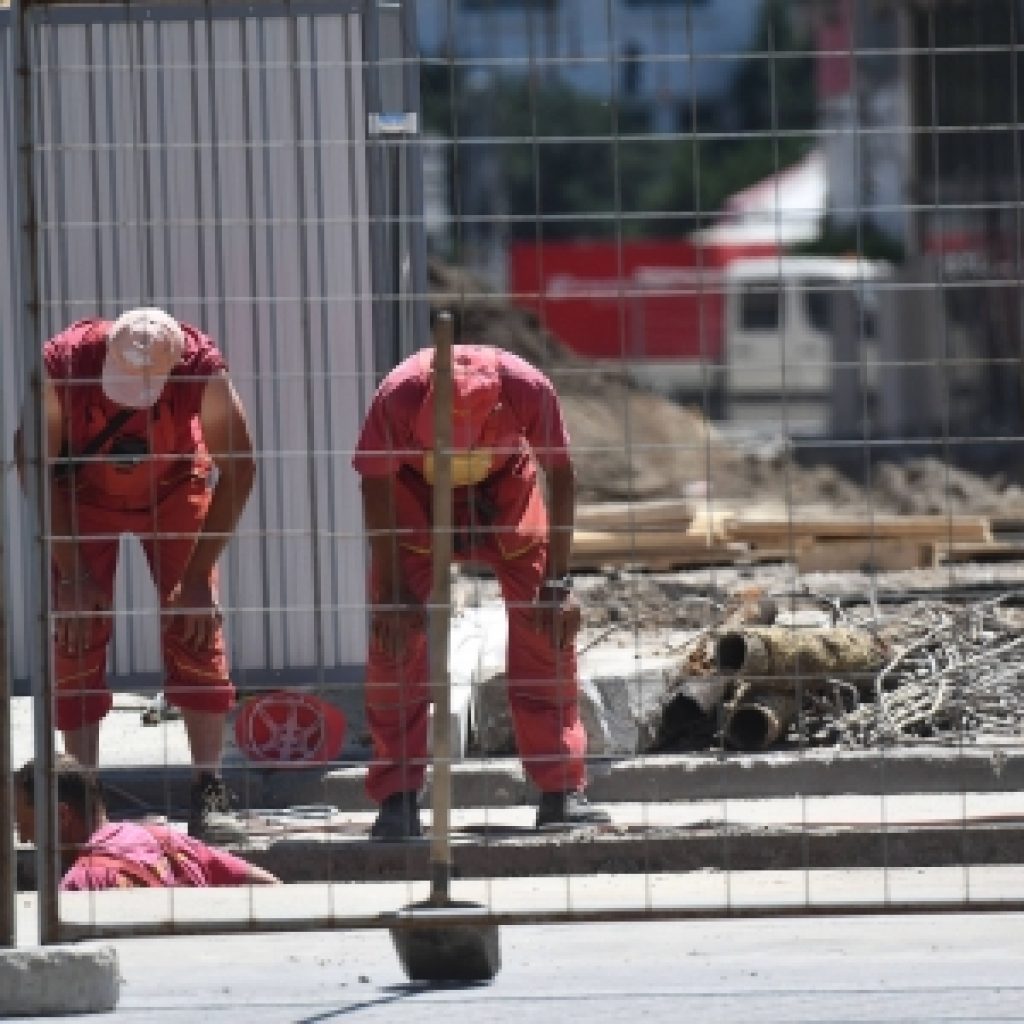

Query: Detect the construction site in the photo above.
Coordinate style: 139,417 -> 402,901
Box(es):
2,0 -> 1024,1018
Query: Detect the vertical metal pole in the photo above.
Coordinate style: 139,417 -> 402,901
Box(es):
428,311 -> 454,900
285,1 -> 327,690
398,0 -> 429,355
0,11 -> 17,933
11,0 -> 60,944
0,443 -> 13,948
365,0 -> 426,374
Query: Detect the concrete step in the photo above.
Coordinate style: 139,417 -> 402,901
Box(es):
97,746 -> 1024,817
17,792 -> 1024,889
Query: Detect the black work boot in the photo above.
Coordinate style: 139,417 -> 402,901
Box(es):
188,772 -> 244,842
536,790 -> 611,829
370,791 -> 423,841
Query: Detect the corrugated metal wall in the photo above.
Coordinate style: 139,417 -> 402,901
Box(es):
2,1 -> 378,686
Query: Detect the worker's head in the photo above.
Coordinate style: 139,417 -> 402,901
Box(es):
413,345 -> 502,452
102,307 -> 185,408
14,753 -> 107,848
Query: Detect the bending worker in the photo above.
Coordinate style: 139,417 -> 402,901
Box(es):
352,334 -> 610,839
14,308 -> 256,840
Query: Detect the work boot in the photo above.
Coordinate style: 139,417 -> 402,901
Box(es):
188,773 -> 244,842
536,790 -> 611,830
370,791 -> 422,841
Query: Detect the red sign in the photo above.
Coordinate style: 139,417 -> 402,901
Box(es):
509,239 -> 775,363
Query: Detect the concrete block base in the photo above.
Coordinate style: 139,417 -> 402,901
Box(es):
0,946 -> 120,1017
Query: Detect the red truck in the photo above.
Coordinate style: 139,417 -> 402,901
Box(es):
509,239 -> 892,433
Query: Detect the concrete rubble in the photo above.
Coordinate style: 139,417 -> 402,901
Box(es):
0,946 -> 120,1017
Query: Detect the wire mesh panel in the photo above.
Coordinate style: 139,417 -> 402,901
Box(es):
5,0 -> 1024,955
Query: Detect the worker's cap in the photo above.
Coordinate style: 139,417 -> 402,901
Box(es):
102,307 -> 185,408
414,345 -> 502,450
234,690 -> 347,766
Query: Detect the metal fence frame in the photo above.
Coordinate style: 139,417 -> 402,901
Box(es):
5,0 -> 1024,949
7,0 -> 426,944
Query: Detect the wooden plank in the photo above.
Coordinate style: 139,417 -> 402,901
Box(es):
572,528 -> 732,557
575,499 -> 695,533
569,545 -> 748,572
570,523 -> 748,571
727,515 -> 991,546
797,539 -> 936,573
936,542 -> 1024,565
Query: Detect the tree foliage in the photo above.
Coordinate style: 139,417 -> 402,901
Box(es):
421,0 -> 818,243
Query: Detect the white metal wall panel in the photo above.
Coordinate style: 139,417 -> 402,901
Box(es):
2,6 -> 373,685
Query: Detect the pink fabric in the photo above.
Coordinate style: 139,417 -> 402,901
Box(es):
60,821 -> 254,891
352,345 -> 572,478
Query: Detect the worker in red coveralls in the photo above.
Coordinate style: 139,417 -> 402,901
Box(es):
14,308 -> 256,840
15,754 -> 279,890
352,334 -> 611,839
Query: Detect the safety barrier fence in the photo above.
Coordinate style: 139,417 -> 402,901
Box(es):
3,0 -> 1024,954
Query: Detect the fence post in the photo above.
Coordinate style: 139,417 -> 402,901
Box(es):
1,463 -> 13,948
10,0 -> 60,945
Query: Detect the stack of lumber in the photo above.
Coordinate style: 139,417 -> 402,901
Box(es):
571,499 -> 1001,572
572,499 -> 746,570
730,512 -> 992,572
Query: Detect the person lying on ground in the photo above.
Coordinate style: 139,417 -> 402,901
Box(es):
14,754 -> 280,891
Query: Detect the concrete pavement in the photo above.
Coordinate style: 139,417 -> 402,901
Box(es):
8,878 -> 1024,1023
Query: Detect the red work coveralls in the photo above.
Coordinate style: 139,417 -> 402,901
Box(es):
43,319 -> 235,730
353,346 -> 587,802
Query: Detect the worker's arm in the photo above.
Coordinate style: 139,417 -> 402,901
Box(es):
535,459 -> 581,651
166,372 -> 256,650
361,474 -> 424,658
543,461 -> 576,581
244,863 -> 282,885
17,378 -> 110,653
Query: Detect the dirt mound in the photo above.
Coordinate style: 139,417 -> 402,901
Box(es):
428,260 -> 1024,513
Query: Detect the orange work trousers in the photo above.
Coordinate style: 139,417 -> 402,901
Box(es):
53,477 -> 235,731
364,485 -> 587,803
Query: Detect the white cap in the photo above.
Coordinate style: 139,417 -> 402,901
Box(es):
101,307 -> 185,408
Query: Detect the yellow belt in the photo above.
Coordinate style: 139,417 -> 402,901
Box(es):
421,449 -> 493,487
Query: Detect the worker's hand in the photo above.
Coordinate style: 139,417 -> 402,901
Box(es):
53,570 -> 110,654
532,582 -> 582,651
165,575 -> 222,651
370,591 -> 425,659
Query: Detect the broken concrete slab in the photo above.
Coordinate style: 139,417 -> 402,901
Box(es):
0,945 -> 120,1016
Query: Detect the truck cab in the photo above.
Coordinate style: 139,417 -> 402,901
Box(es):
722,256 -> 892,434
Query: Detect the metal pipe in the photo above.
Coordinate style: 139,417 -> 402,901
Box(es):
715,626 -> 886,686
722,683 -> 800,752
0,412 -> 13,949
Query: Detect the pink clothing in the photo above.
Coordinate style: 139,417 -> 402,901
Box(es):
60,821 -> 255,891
352,345 -> 572,478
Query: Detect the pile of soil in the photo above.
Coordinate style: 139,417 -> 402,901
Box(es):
429,260 -> 1024,515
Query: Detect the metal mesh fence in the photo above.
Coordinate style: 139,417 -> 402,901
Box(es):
3,0 -> 1024,950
